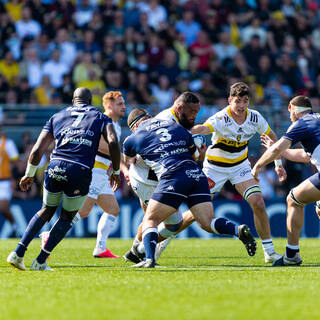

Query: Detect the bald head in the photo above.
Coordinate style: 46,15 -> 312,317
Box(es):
72,87 -> 92,105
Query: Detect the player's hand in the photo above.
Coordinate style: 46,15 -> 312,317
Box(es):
110,173 -> 121,192
251,165 -> 260,182
197,144 -> 207,162
275,165 -> 287,182
19,176 -> 34,191
261,134 -> 274,149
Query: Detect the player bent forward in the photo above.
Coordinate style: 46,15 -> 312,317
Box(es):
123,107 -> 257,268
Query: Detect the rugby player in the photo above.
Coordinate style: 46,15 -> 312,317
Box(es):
123,104 -> 257,268
191,82 -> 284,263
252,95 -> 320,266
7,87 -> 121,271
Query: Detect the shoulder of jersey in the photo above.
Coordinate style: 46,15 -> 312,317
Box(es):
248,108 -> 261,123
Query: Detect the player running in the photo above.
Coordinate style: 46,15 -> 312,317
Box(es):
191,82 -> 284,263
123,105 -> 257,268
7,87 -> 121,271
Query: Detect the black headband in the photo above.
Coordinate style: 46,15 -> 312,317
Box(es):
128,112 -> 149,130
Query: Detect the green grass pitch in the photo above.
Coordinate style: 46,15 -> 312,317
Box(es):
1,238 -> 320,320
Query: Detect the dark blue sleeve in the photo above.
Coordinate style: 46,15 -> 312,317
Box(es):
123,135 -> 137,157
43,115 -> 53,134
283,119 -> 306,145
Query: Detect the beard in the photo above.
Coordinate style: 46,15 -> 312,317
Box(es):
179,114 -> 194,130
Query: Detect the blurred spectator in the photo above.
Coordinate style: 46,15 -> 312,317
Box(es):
34,75 -> 55,105
5,0 -> 23,22
183,0 -> 210,22
74,0 -> 95,27
202,10 -> 222,44
189,30 -> 214,71
131,72 -> 153,105
154,48 -> 181,86
78,68 -> 105,106
241,34 -> 266,73
55,28 -> 77,68
0,75 -> 10,103
140,0 -> 167,31
231,0 -> 255,27
0,13 -> 16,46
86,11 -> 105,45
72,53 -> 102,84
42,49 -> 69,88
5,32 -> 21,61
241,17 -> 267,46
123,1 -> 141,28
213,31 -> 239,65
146,33 -> 165,68
19,48 -> 42,88
254,54 -> 274,87
33,33 -> 55,62
175,10 -> 201,47
197,73 -> 220,105
0,51 -> 20,86
0,126 -> 19,236
109,10 -> 126,43
17,78 -> 32,103
49,0 -> 75,27
15,6 -> 41,40
98,0 -> 117,27
151,75 -> 174,109
276,53 -> 301,92
173,32 -> 190,70
56,74 -> 73,103
263,75 -> 292,111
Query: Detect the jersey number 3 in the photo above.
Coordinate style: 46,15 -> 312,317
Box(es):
156,128 -> 172,142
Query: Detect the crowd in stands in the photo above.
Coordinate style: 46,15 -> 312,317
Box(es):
0,0 -> 319,201
0,0 -> 320,110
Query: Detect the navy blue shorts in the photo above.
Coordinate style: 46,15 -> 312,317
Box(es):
44,159 -> 92,197
151,163 -> 211,209
309,172 -> 320,190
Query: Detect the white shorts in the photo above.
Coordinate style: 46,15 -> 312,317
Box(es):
88,168 -> 113,199
203,159 -> 253,194
0,180 -> 12,200
130,175 -> 183,224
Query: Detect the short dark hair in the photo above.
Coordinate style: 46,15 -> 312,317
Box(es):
127,108 -> 150,130
290,95 -> 312,109
229,82 -> 250,98
175,91 -> 200,105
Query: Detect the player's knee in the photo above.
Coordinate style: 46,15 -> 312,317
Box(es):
38,206 -> 57,221
158,221 -> 182,238
60,209 -> 76,222
287,189 -> 305,207
250,196 -> 265,213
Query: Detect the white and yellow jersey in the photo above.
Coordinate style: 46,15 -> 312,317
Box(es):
204,106 -> 270,167
155,107 -> 179,123
94,120 -> 121,171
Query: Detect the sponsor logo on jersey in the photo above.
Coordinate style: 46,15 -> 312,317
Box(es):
207,177 -> 215,189
240,169 -> 251,177
74,190 -> 80,195
48,166 -> 68,182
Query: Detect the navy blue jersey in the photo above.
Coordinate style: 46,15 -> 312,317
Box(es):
123,118 -> 197,178
283,112 -> 320,170
43,104 -> 111,169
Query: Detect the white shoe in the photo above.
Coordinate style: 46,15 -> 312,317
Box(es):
264,251 -> 282,263
39,231 -> 50,249
155,236 -> 174,262
7,251 -> 26,271
30,259 -> 53,271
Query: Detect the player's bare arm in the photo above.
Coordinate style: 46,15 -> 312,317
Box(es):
252,137 -> 292,181
103,123 -> 121,191
20,130 -> 54,192
261,134 -> 310,163
191,124 -> 211,135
